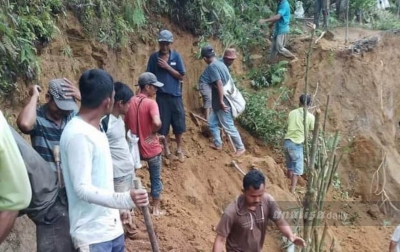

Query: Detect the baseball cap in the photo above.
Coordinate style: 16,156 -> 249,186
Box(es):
48,79 -> 78,111
137,72 -> 164,88
223,48 -> 237,59
158,30 -> 173,43
201,45 -> 215,58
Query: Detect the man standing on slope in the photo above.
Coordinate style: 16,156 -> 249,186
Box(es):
60,69 -> 148,251
146,29 -> 186,162
0,110 -> 32,244
259,0 -> 298,63
200,45 -> 245,157
284,94 -> 315,193
17,79 -> 80,252
102,82 -> 140,239
125,72 -> 165,216
212,169 -> 306,252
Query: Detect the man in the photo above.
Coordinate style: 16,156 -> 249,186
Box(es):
200,45 -> 245,157
284,94 -> 315,193
16,78 -> 80,252
221,48 -> 237,69
212,169 -> 306,252
390,224 -> 400,252
102,82 -> 138,239
60,69 -> 149,251
0,110 -> 32,244
146,29 -> 186,162
259,0 -> 298,63
125,72 -> 165,216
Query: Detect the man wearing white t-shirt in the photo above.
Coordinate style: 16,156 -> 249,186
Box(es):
101,81 -> 138,239
390,225 -> 400,252
60,69 -> 148,252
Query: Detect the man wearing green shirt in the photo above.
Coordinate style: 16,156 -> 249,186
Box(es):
284,94 -> 315,193
0,110 -> 32,244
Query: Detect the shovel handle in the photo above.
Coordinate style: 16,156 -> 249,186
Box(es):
133,178 -> 160,252
53,145 -> 60,163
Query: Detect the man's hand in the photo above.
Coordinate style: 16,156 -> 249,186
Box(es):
130,188 -> 149,207
220,101 -> 229,113
306,22 -> 316,30
258,19 -> 267,25
29,85 -> 42,97
290,235 -> 306,247
62,78 -> 81,101
144,134 -> 157,144
157,58 -> 170,70
120,211 -> 130,224
269,22 -> 274,29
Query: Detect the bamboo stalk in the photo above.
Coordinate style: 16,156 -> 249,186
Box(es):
322,95 -> 330,136
319,222 -> 329,252
309,110 -> 321,170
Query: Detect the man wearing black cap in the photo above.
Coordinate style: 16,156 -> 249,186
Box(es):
200,45 -> 246,157
125,72 -> 165,216
16,78 -> 80,252
146,30 -> 186,162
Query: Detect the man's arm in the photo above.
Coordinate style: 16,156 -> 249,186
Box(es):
0,211 -> 18,244
275,217 -> 306,247
151,114 -> 162,133
389,241 -> 397,252
17,85 -> 41,133
259,14 -> 281,24
0,113 -> 32,211
158,58 -> 184,80
65,135 -> 147,209
216,80 -> 228,112
212,234 -> 226,252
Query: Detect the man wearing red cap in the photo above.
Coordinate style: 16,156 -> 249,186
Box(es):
221,48 -> 237,70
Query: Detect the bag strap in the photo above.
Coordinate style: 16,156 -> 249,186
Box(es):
101,114 -> 110,133
136,97 -> 146,139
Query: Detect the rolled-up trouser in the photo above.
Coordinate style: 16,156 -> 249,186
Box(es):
143,154 -> 163,199
269,34 -> 296,61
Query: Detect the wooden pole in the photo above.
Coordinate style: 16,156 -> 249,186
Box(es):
133,178 -> 160,252
53,145 -> 63,188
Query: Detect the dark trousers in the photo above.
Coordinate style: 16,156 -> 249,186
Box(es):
36,190 -> 76,252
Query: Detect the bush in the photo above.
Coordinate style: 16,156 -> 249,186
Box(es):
249,61 -> 288,89
237,88 -> 289,146
0,0 -> 59,93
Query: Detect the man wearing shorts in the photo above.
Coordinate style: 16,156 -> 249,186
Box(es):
146,30 -> 186,162
284,94 -> 315,193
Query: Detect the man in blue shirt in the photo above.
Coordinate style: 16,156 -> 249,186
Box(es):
146,30 -> 186,162
200,45 -> 245,157
259,0 -> 298,63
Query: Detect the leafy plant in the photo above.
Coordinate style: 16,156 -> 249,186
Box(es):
237,89 -> 288,146
249,61 -> 289,89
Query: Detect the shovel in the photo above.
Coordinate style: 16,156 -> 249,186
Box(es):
53,145 -> 63,187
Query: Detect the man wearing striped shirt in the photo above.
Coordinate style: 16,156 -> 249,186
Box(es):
17,78 -> 80,252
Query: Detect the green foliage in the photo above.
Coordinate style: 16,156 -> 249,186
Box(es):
249,61 -> 288,89
237,88 -> 290,146
0,0 -> 59,94
69,0 -> 145,48
371,10 -> 400,30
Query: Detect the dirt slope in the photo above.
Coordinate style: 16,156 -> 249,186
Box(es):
1,12 -> 400,252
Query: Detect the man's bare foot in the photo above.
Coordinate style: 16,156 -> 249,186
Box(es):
209,143 -> 222,150
165,153 -> 178,161
176,151 -> 185,163
152,209 -> 166,217
234,149 -> 246,157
